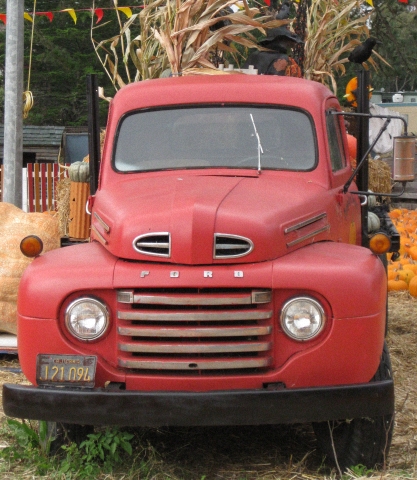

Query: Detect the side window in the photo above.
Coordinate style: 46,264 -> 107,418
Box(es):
326,111 -> 347,172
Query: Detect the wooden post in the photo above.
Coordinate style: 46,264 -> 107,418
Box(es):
69,182 -> 91,239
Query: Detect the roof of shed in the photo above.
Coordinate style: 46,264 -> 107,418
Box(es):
0,125 -> 65,147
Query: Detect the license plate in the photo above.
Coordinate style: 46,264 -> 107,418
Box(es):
36,354 -> 97,388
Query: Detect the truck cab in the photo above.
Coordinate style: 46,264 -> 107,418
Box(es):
4,74 -> 395,471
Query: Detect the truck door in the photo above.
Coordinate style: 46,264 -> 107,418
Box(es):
326,107 -> 361,245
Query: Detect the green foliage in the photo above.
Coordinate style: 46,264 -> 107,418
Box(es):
371,1 -> 417,91
0,419 -> 54,474
341,463 -> 375,478
0,0 -> 136,125
59,428 -> 134,478
0,418 -> 135,478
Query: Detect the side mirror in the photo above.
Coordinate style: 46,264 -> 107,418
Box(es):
393,136 -> 415,183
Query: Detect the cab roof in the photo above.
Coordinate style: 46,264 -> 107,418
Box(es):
110,74 -> 337,116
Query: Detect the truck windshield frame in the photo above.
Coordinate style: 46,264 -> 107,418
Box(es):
113,105 -> 317,173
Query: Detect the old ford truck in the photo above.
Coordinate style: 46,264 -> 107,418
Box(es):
4,72 -> 406,470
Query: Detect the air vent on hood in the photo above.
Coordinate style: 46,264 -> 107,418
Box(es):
214,234 -> 254,259
133,232 -> 171,258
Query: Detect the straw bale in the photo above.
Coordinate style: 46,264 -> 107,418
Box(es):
369,157 -> 392,196
0,203 -> 60,334
55,177 -> 71,236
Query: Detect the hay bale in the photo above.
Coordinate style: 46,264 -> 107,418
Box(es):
56,177 -> 71,237
0,203 -> 60,334
369,157 -> 392,195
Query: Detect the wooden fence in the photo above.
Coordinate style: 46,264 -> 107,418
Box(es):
0,163 -> 70,212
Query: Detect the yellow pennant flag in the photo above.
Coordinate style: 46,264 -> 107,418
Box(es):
116,7 -> 133,18
61,8 -> 77,24
23,12 -> 33,22
365,0 -> 374,6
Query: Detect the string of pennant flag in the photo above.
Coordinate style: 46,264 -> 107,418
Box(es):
0,6 -> 141,25
0,0 -> 409,25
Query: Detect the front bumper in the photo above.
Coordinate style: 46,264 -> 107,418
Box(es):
3,380 -> 394,427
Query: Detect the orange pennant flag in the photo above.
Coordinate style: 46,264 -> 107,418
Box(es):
94,8 -> 104,24
116,7 -> 132,18
61,8 -> 77,24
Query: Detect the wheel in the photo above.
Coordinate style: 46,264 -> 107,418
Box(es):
39,421 -> 94,456
313,342 -> 394,472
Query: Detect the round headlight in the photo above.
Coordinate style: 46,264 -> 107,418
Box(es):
280,297 -> 325,341
65,297 -> 109,341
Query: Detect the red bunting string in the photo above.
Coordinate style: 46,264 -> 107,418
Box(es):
0,6 -> 142,26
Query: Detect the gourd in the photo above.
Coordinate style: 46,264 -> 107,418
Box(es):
69,161 -> 90,183
367,190 -> 377,209
367,211 -> 380,232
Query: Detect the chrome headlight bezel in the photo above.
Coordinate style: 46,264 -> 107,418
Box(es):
280,296 -> 326,341
65,297 -> 109,341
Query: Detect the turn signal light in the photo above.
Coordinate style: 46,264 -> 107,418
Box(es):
369,233 -> 391,255
20,235 -> 44,258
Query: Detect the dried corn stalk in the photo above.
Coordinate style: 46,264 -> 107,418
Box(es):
304,0 -> 379,93
92,0 -> 285,87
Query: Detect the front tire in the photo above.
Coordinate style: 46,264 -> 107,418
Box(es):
313,342 -> 394,472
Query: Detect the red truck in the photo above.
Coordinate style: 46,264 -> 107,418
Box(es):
4,72 -> 408,470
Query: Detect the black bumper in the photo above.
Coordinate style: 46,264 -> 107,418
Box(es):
3,380 -> 394,427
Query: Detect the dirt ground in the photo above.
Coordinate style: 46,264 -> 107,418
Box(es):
0,292 -> 415,479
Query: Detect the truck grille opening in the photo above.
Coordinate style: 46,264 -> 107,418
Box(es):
214,234 -> 253,259
117,288 -> 273,375
133,233 -> 171,258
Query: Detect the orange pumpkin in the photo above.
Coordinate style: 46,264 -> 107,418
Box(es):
409,276 -> 417,297
388,276 -> 408,292
397,269 -> 415,284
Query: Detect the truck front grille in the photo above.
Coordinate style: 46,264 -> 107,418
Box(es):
116,288 -> 273,375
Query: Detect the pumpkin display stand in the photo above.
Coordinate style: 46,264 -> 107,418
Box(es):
68,161 -> 91,240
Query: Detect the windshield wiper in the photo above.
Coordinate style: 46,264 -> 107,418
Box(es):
250,114 -> 263,174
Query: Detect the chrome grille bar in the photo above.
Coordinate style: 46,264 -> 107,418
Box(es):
118,310 -> 272,322
118,357 -> 273,370
119,341 -> 272,354
118,325 -> 272,338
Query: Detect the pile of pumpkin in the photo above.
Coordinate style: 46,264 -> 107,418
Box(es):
387,208 -> 417,296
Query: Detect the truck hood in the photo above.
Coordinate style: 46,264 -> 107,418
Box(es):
92,173 -> 331,264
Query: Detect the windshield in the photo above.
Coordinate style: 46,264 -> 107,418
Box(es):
113,106 -> 316,172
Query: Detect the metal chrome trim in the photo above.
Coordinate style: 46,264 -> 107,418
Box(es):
118,325 -> 272,337
280,296 -> 326,341
118,341 -> 272,354
93,212 -> 110,233
65,297 -> 110,341
91,225 -> 108,246
118,357 -> 273,370
286,225 -> 330,247
133,232 -> 171,258
284,213 -> 327,234
117,290 -> 272,306
214,233 -> 254,259
118,310 -> 272,322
